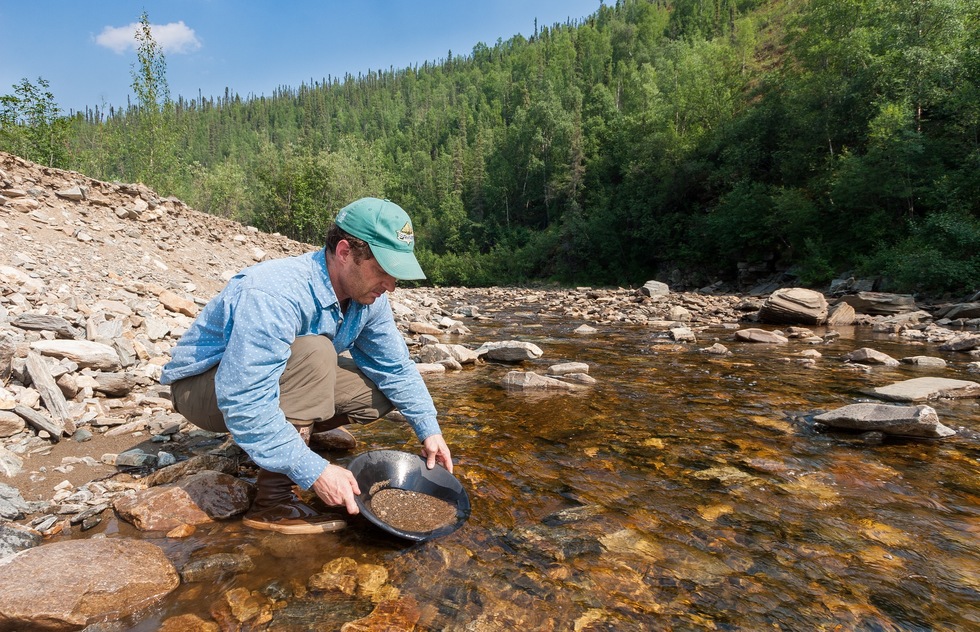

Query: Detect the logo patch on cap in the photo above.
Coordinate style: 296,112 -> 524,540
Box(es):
396,221 -> 415,246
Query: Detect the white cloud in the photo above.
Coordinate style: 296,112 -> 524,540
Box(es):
95,21 -> 202,55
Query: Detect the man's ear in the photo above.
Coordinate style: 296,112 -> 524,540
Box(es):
334,239 -> 352,262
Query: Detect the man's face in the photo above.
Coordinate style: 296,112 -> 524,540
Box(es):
343,251 -> 397,305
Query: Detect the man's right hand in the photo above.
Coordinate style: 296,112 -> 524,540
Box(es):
311,463 -> 361,514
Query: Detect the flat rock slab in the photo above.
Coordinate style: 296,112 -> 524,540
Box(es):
814,403 -> 955,438
734,328 -> 788,344
29,339 -> 120,371
502,371 -> 580,391
0,538 -> 179,631
869,377 -> 980,402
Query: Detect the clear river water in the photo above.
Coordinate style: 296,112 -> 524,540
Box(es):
112,299 -> 979,631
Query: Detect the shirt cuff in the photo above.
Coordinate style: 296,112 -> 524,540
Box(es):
409,416 -> 442,443
287,449 -> 330,490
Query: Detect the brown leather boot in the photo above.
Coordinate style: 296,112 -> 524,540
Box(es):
242,424 -> 347,535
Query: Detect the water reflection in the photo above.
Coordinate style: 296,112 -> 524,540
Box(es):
132,312 -> 978,630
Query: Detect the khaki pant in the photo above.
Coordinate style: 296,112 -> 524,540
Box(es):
170,335 -> 393,432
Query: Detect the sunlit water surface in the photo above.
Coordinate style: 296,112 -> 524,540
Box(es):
112,306 -> 978,631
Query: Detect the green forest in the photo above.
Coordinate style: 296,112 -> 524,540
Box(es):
2,0 -> 979,295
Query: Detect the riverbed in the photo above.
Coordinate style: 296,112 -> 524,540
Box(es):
112,304 -> 979,630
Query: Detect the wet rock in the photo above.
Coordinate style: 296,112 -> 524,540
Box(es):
502,371 -> 581,391
844,347 -> 900,366
869,377 -> 980,402
355,564 -> 390,600
573,324 -> 598,334
113,470 -> 254,531
477,340 -> 544,362
310,426 -> 357,451
142,454 -> 240,487
758,287 -> 828,325
340,597 -> 421,632
180,552 -> 256,583
210,587 -> 274,629
505,523 -> 603,562
309,556 -> 359,595
840,291 -> 917,315
0,538 -> 179,631
158,614 -> 220,632
814,403 -> 955,438
734,328 -> 788,344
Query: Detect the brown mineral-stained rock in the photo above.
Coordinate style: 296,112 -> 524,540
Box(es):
157,289 -> 198,317
158,614 -> 220,632
340,597 -> 422,632
309,556 -> 359,596
0,538 -> 179,631
113,470 -> 254,531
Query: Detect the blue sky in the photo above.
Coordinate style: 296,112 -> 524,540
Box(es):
0,1 -> 604,115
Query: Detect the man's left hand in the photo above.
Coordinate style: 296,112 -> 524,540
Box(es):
421,434 -> 453,473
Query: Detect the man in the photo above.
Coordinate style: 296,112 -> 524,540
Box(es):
160,197 -> 453,534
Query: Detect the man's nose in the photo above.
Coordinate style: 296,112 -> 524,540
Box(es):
381,274 -> 396,293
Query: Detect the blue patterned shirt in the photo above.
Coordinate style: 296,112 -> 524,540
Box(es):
160,249 -> 440,489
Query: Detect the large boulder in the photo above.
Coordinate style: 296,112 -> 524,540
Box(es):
0,538 -> 180,631
840,292 -> 917,315
758,288 -> 828,325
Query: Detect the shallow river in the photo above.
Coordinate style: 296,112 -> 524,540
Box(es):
118,303 -> 978,630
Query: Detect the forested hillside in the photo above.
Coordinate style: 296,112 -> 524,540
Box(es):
3,0 -> 979,294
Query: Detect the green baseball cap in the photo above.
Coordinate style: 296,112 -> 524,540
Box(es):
335,197 -> 426,280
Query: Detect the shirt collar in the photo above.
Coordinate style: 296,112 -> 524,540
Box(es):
311,248 -> 340,310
